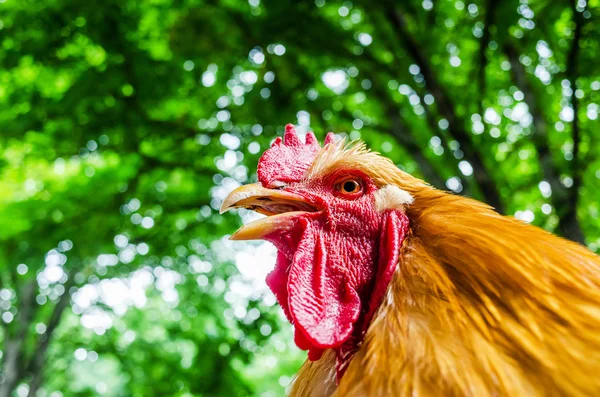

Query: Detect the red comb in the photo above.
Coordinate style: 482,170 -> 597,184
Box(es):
257,124 -> 335,187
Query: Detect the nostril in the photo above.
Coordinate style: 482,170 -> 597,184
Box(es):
268,181 -> 287,189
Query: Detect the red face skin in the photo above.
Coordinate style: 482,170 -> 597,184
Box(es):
251,126 -> 410,380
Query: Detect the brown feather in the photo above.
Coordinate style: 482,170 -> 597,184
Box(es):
288,144 -> 600,396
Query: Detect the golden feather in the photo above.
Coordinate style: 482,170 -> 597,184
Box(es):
288,145 -> 600,397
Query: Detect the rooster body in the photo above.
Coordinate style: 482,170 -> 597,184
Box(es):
222,126 -> 600,397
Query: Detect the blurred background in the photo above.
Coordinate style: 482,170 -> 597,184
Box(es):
0,0 -> 599,395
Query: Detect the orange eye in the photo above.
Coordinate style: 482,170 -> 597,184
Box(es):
335,178 -> 363,196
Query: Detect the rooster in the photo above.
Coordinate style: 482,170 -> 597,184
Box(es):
221,125 -> 600,397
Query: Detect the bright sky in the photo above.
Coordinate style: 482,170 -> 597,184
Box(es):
67,205 -> 277,334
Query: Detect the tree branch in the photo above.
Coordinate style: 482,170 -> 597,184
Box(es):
387,8 -> 504,213
25,273 -> 75,397
415,90 -> 475,197
386,108 -> 447,190
478,0 -> 496,117
0,281 -> 38,397
566,0 -> 584,213
504,43 -> 585,243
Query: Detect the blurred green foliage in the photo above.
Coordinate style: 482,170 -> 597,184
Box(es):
0,0 -> 599,395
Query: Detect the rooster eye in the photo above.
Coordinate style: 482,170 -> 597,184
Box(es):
335,178 -> 363,197
343,181 -> 359,193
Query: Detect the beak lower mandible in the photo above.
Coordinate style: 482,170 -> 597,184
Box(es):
228,211 -> 304,240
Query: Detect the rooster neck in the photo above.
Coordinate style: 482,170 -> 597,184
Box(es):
289,190 -> 600,397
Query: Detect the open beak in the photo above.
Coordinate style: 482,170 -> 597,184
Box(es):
220,183 -> 317,240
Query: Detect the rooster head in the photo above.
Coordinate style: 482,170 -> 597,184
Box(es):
221,125 -> 414,377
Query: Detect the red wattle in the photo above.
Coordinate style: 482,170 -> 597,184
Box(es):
263,204 -> 409,382
265,251 -> 293,323
287,222 -> 363,349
